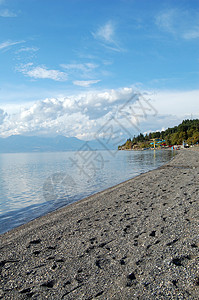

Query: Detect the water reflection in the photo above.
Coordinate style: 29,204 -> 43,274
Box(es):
0,150 -> 175,234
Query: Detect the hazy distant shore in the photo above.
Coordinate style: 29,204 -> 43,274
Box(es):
0,149 -> 199,299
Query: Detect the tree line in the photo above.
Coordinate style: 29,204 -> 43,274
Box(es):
119,119 -> 199,149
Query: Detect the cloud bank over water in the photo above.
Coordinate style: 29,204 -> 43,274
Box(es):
0,87 -> 198,140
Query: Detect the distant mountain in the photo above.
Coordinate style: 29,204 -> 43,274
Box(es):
0,135 -> 115,153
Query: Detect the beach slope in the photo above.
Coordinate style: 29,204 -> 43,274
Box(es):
0,150 -> 199,299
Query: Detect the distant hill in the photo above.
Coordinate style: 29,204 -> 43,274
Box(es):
0,135 -> 115,153
119,119 -> 199,150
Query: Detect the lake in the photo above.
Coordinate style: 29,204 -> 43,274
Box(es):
0,149 -> 175,234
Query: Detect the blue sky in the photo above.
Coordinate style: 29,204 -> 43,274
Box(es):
0,0 -> 199,140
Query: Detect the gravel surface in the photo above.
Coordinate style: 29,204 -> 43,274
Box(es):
0,149 -> 199,299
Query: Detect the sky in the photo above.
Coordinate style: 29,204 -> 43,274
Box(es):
0,0 -> 199,141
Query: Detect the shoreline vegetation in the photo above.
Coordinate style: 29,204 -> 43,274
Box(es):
118,119 -> 199,150
0,149 -> 199,299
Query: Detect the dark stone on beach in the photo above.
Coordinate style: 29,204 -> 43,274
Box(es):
127,272 -> 136,280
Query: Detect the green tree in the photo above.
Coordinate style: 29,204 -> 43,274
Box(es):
125,140 -> 133,149
171,132 -> 179,145
187,128 -> 194,138
178,131 -> 187,144
165,134 -> 171,146
192,131 -> 199,144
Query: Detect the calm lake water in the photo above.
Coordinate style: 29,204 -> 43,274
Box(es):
0,150 -> 175,234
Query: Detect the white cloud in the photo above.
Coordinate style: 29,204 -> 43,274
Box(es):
102,60 -> 113,66
0,8 -> 16,17
0,87 -> 139,137
183,27 -> 199,39
27,67 -> 67,81
155,9 -> 176,33
151,89 -> 199,116
17,47 -> 39,53
0,40 -> 24,51
0,87 -> 198,139
94,21 -> 115,43
0,108 -> 7,125
17,64 -> 68,81
61,62 -> 99,80
73,80 -> 100,87
61,63 -> 97,72
155,9 -> 199,40
93,21 -> 122,52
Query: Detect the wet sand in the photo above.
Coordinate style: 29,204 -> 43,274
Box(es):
0,149 -> 199,299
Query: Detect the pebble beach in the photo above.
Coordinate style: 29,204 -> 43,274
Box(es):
0,149 -> 199,299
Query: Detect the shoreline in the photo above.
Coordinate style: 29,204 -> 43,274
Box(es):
0,148 -> 174,235
0,149 -> 175,237
0,149 -> 199,299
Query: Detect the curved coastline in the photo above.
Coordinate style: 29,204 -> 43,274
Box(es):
0,149 -> 174,235
0,149 -> 199,299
